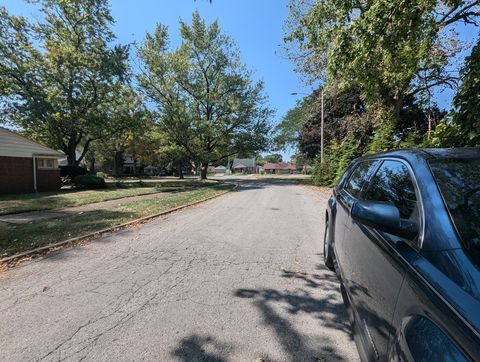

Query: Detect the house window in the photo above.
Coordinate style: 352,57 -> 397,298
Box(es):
37,158 -> 56,169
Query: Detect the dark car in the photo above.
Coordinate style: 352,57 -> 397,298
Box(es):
324,148 -> 480,361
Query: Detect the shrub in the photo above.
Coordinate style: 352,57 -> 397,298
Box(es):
73,175 -> 106,189
115,180 -> 127,188
96,172 -> 106,179
60,165 -> 88,178
312,135 -> 359,187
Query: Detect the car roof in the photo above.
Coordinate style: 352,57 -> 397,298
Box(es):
356,148 -> 480,163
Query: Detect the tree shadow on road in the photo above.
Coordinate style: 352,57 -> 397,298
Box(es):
171,334 -> 233,362
234,264 -> 355,361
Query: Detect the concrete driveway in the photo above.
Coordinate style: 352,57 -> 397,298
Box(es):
0,180 -> 359,361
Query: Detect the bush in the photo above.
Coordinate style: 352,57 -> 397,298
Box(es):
312,135 -> 359,187
96,172 -> 106,179
60,165 -> 88,178
73,175 -> 106,189
115,180 -> 127,188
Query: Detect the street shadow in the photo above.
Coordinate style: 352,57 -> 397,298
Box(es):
234,265 -> 355,361
171,334 -> 233,362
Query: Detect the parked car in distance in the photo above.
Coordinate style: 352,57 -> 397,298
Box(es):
324,148 -> 480,361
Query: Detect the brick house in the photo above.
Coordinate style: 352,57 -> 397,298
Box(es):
231,158 -> 256,174
263,162 -> 297,174
0,127 -> 64,194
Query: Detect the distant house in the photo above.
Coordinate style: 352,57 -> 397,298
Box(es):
263,162 -> 297,174
143,166 -> 159,176
215,165 -> 227,175
231,158 -> 256,174
0,127 -> 64,194
59,150 -> 86,167
122,154 -> 138,174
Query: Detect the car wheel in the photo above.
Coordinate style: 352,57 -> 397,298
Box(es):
324,219 -> 335,271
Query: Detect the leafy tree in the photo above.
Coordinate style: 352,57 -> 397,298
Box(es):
453,41 -> 480,147
156,143 -> 192,178
299,86 -> 366,159
295,85 -> 444,184
312,134 -> 360,186
0,0 -> 132,165
256,153 -> 283,165
274,96 -> 316,151
284,0 -> 478,129
138,12 -> 273,179
430,40 -> 480,147
290,153 -> 309,172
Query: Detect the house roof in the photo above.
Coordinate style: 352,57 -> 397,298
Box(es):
232,158 -> 255,168
0,127 -> 64,159
264,162 -> 296,170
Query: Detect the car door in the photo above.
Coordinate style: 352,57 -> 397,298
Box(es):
343,159 -> 422,361
335,160 -> 379,280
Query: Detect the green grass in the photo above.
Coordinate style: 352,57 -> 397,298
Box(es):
0,184 -> 233,257
0,180 -> 218,215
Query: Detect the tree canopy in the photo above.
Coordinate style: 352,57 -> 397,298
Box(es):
284,0 -> 479,126
0,0 -> 139,165
138,12 -> 273,178
281,0 -> 479,186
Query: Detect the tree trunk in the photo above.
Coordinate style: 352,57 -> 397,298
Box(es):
200,161 -> 208,180
66,137 -> 77,166
113,150 -> 123,176
177,162 -> 184,179
89,158 -> 95,174
393,96 -> 404,127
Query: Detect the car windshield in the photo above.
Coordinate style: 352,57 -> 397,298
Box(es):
429,159 -> 480,266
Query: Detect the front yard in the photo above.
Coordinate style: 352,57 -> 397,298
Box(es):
0,182 -> 233,257
0,179 -> 218,215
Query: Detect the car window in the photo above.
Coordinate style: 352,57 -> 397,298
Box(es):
344,161 -> 376,198
429,159 -> 480,267
363,160 -> 418,220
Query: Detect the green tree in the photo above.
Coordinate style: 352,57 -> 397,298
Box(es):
430,39 -> 480,147
297,86 -> 366,159
447,38 -> 480,147
284,0 -> 478,131
0,0 -> 131,165
138,12 -> 273,179
92,102 -> 154,176
256,153 -> 283,165
274,96 -> 316,151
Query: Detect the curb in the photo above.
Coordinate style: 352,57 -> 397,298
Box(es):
0,184 -> 237,268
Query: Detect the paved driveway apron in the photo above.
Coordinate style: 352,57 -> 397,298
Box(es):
0,180 -> 359,362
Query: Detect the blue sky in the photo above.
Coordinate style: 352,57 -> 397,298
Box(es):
2,1 -> 478,160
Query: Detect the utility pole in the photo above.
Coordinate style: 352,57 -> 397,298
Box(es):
291,89 -> 325,164
320,89 -> 324,164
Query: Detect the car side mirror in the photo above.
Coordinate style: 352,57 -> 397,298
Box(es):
351,200 -> 418,240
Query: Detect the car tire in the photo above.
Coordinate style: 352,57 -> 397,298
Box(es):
324,219 -> 335,271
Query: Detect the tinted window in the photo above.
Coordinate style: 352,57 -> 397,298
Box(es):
364,160 -> 418,219
344,161 -> 375,198
430,159 -> 480,266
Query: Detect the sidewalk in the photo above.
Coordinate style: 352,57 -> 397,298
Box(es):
0,192 -> 167,224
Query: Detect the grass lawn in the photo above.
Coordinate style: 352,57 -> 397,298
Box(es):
0,183 -> 233,257
0,179 -> 218,215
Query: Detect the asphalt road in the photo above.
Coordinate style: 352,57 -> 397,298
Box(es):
0,180 -> 359,362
